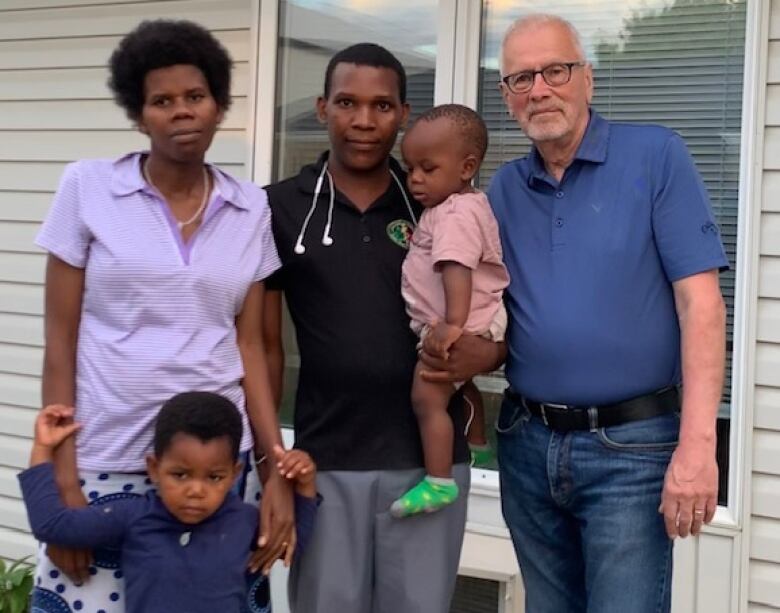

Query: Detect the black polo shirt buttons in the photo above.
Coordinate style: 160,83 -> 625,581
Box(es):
554,216 -> 565,228
360,217 -> 371,243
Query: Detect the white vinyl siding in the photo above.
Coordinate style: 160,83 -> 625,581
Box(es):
0,0 -> 254,561
0,2 -> 775,611
748,4 -> 780,609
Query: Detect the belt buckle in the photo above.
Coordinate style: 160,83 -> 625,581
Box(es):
587,406 -> 599,432
539,402 -> 568,428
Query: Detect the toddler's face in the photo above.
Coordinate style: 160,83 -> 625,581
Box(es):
401,117 -> 474,208
147,433 -> 241,525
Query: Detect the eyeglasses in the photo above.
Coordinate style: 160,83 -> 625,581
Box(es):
500,61 -> 587,94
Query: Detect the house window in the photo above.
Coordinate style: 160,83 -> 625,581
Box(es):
268,0 -> 747,509
475,0 -> 747,503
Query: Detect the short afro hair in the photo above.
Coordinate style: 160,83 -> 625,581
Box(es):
411,104 -> 489,162
324,43 -> 406,103
153,391 -> 243,460
108,19 -> 232,120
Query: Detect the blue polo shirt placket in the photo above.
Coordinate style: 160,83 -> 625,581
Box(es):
551,188 -> 567,249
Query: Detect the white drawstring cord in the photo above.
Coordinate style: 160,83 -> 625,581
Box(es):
294,162 -> 329,255
463,393 -> 475,436
322,169 -> 335,246
390,170 -> 417,226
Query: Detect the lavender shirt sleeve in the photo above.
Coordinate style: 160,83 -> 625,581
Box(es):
18,463 -> 138,548
35,161 -> 91,268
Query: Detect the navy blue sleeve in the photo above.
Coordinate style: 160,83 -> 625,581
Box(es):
293,493 -> 320,556
18,463 -> 139,548
651,133 -> 729,282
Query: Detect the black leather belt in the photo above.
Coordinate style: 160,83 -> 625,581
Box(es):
505,386 -> 680,432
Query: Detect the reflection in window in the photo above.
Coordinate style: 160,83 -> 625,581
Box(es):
273,0 -> 439,426
273,0 -> 438,182
477,0 -> 746,502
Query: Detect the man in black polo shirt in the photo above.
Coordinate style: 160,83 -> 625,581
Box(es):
263,44 -> 504,613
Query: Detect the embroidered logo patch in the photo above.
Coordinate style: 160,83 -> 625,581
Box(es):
386,219 -> 414,249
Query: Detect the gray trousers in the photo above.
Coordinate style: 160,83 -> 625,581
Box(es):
289,464 -> 470,613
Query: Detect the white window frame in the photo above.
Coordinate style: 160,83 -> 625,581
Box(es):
248,0 -> 765,534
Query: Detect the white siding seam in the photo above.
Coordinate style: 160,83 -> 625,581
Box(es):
742,0 -> 773,609
0,27 -> 247,45
0,2 -> 177,15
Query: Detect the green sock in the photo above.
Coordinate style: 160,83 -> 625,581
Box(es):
390,476 -> 459,518
469,443 -> 495,467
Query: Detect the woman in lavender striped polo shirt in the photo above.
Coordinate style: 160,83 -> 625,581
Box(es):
31,20 -> 293,613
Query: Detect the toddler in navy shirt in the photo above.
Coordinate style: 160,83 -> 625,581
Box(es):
19,391 -> 318,613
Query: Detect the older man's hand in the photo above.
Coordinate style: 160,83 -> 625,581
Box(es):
659,439 -> 718,538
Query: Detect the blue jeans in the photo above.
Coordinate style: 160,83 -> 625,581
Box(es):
496,394 -> 676,613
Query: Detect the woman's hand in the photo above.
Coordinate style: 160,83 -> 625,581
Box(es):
249,469 -> 296,575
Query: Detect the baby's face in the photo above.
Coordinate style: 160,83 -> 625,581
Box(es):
401,117 -> 472,208
147,433 -> 240,525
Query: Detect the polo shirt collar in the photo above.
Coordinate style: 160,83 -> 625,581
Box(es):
292,151 -> 330,196
527,109 -> 610,186
294,150 -> 409,212
575,110 -> 609,164
109,152 -> 250,210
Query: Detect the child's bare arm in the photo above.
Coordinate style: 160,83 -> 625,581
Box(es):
30,405 -> 81,467
442,261 -> 472,327
426,262 -> 472,357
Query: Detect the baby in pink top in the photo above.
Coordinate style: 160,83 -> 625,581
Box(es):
392,105 -> 510,518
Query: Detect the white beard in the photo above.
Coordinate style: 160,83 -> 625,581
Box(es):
521,108 -> 571,142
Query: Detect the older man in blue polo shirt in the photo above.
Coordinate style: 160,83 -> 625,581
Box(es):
488,14 -> 728,613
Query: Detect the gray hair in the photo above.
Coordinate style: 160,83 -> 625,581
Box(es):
500,14 -> 586,76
